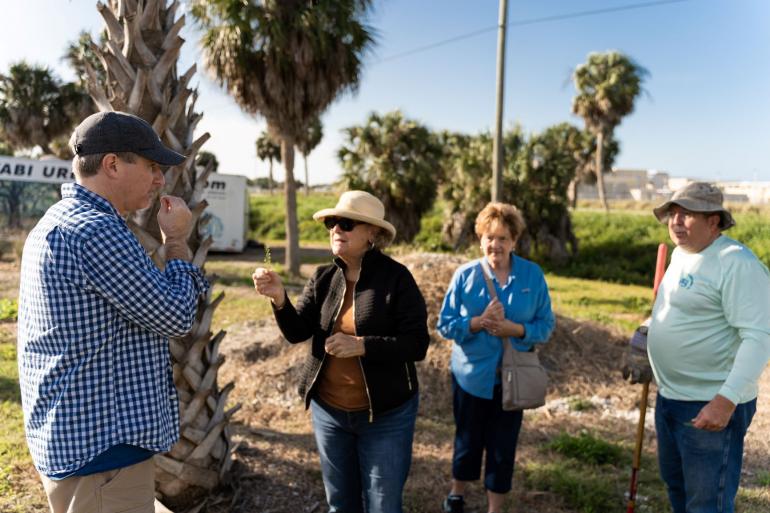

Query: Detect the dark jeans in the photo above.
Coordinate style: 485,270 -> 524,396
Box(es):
451,375 -> 523,494
309,393 -> 418,513
655,394 -> 756,513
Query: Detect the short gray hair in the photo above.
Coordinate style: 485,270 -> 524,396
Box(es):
72,152 -> 136,178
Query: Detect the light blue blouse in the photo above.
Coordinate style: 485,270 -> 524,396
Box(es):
437,255 -> 555,399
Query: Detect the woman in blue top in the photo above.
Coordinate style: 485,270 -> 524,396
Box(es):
437,202 -> 555,513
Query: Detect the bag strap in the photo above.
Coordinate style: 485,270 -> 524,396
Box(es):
478,261 -> 516,365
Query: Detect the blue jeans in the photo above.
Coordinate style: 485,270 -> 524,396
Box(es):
655,394 -> 756,513
310,393 -> 419,513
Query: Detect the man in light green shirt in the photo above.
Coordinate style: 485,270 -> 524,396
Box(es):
647,182 -> 770,513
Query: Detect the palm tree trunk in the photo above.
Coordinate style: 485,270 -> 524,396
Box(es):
268,159 -> 274,195
568,178 -> 579,209
6,184 -> 23,229
595,130 -> 609,212
80,2 -> 238,508
304,153 -> 310,196
282,137 -> 300,275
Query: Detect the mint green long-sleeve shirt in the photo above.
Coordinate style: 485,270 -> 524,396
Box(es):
648,235 -> 770,404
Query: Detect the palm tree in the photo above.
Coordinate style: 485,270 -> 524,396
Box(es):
196,150 -> 219,173
572,51 -> 646,211
0,61 -> 91,154
255,130 -> 281,195
0,139 -> 22,229
439,131 -> 493,249
438,127 -> 525,250
509,123 -> 580,262
191,0 -> 376,276
64,31 -> 107,87
570,130 -> 619,208
297,117 -> 323,196
69,2 -> 238,507
339,110 -> 443,243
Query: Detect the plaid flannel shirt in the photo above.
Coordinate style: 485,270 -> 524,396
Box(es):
17,183 -> 209,476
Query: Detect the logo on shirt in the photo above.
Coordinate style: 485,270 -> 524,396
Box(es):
679,273 -> 694,289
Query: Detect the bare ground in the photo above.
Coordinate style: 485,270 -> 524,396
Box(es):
2,252 -> 768,513
205,252 -> 770,513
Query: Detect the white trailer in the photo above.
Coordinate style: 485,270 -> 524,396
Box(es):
199,173 -> 249,252
0,156 -> 250,252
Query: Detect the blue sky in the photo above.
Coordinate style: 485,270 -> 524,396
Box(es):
2,0 -> 769,184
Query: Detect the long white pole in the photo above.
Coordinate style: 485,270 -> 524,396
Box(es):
491,0 -> 508,202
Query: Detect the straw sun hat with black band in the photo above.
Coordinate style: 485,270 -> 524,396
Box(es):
313,191 -> 396,242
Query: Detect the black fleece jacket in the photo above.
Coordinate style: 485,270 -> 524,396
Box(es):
273,249 -> 429,418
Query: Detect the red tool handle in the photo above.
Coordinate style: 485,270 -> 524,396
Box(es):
653,243 -> 667,296
627,243 -> 668,513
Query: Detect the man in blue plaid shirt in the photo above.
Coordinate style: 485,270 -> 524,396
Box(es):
17,112 -> 210,513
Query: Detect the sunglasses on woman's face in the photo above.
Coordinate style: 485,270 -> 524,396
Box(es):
323,217 -> 361,231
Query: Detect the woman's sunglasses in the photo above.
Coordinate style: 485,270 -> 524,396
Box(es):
323,217 -> 361,232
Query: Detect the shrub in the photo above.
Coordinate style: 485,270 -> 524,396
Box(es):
412,201 -> 451,252
340,111 -> 444,243
546,210 -> 770,285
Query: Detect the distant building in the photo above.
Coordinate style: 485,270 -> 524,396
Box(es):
716,181 -> 770,204
576,169 -> 769,204
578,168 -> 668,201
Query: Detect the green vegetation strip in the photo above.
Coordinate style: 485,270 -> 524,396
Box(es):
248,194 -> 770,287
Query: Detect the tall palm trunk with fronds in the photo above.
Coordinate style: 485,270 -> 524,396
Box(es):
77,0 -> 238,506
572,51 -> 646,213
192,0 -> 375,276
594,129 -> 608,210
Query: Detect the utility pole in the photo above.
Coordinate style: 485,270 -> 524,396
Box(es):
491,0 -> 508,202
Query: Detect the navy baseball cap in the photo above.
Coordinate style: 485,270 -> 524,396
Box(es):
69,111 -> 185,166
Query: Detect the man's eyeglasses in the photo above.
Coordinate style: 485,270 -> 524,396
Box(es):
323,217 -> 361,231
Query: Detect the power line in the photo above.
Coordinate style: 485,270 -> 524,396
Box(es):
374,0 -> 691,64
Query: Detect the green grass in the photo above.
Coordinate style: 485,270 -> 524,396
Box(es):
548,432 -> 626,466
525,430 -> 671,513
524,461 -> 621,513
249,192 -> 337,243
567,397 -> 596,412
0,325 -> 41,510
0,298 -> 18,322
546,274 -> 651,332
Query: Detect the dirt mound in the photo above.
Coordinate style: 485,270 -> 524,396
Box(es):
223,252 -> 632,415
211,252 -> 639,512
398,252 -> 633,418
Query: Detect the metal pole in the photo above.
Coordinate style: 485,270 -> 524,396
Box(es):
491,0 -> 508,202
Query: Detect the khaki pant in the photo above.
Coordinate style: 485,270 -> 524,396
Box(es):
40,458 -> 155,513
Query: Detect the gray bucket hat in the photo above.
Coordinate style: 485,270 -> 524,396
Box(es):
653,181 -> 735,230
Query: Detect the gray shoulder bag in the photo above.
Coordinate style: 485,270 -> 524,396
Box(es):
480,261 -> 548,410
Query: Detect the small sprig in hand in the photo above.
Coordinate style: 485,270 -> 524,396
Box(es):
253,249 -> 286,309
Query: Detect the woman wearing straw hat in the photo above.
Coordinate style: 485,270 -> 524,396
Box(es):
253,190 -> 430,513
